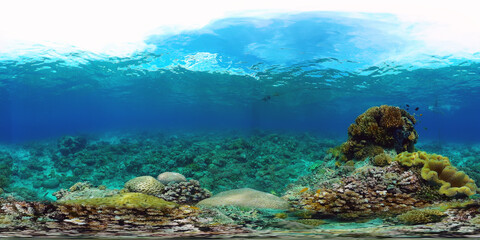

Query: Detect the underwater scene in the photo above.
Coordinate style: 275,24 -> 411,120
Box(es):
2,2 -> 480,239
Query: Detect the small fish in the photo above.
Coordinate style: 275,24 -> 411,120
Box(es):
188,206 -> 200,210
415,107 -> 419,111
419,114 -> 423,116
299,187 -> 309,193
424,127 -> 428,130
316,189 -> 322,194
262,95 -> 271,102
406,104 -> 410,108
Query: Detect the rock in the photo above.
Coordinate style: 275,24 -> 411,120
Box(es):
197,188 -> 289,210
157,172 -> 187,185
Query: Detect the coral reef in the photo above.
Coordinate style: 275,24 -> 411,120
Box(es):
371,153 -> 392,167
397,209 -> 446,225
340,105 -> 418,161
0,153 -> 13,189
58,135 -> 87,156
3,127 -> 480,237
0,195 -> 247,237
158,179 -> 211,204
157,172 -> 187,185
395,151 -> 477,197
124,176 -> 165,196
198,188 -> 290,210
5,131 -> 334,198
298,164 -> 427,219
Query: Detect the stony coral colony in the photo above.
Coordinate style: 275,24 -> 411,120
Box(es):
1,105 -> 480,237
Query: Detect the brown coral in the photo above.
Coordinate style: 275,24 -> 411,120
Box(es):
372,153 -> 392,167
340,105 -> 417,161
299,165 -> 427,219
397,209 -> 446,225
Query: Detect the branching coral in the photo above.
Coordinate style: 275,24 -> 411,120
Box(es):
395,151 -> 477,197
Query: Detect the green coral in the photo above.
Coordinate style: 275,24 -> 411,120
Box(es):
59,192 -> 177,210
397,209 -> 446,225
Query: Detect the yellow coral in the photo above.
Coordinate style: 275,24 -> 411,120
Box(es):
372,153 -> 392,167
124,176 -> 165,196
59,192 -> 177,210
395,151 -> 477,197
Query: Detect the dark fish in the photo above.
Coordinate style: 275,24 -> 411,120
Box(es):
424,127 -> 428,130
415,107 -> 419,111
406,104 -> 410,107
262,96 -> 271,102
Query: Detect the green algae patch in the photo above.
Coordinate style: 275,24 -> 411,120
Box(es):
58,192 -> 177,210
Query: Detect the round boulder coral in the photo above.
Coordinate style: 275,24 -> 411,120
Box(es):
197,188 -> 289,210
157,172 -> 187,185
124,176 -> 165,196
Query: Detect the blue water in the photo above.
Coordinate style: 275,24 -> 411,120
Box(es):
1,12 -> 480,143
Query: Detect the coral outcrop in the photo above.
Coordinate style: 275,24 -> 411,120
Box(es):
0,195 -> 247,236
124,176 -> 165,195
340,105 -> 418,161
158,179 -> 211,204
298,163 -> 427,219
395,151 -> 477,197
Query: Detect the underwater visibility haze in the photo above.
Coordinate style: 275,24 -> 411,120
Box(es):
2,3 -> 480,238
